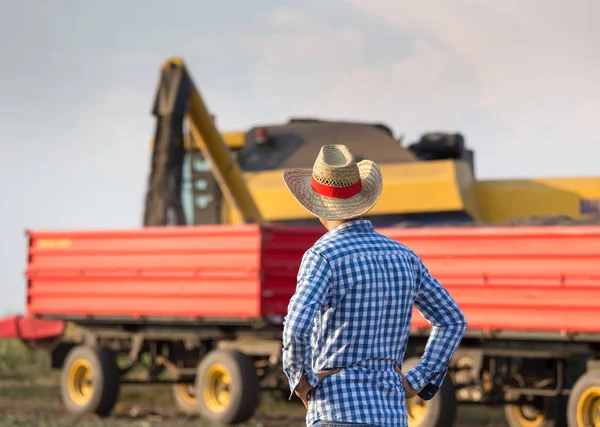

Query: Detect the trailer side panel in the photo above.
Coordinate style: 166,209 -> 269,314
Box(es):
24,224 -> 600,335
27,226 -> 263,319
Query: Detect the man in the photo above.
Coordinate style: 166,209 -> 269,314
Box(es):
281,144 -> 468,427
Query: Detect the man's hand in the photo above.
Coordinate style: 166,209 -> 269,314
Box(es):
294,368 -> 341,409
294,376 -> 312,409
394,363 -> 419,399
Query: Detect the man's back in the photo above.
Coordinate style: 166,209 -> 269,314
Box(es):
282,219 -> 467,427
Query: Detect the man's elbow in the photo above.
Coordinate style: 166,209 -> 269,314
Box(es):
455,310 -> 468,336
440,307 -> 467,337
283,321 -> 309,344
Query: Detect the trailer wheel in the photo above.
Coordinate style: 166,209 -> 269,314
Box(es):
567,369 -> 600,427
60,345 -> 120,416
403,358 -> 457,427
503,396 -> 567,427
196,349 -> 260,424
172,382 -> 199,415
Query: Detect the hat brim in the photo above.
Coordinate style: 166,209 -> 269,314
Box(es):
282,160 -> 383,221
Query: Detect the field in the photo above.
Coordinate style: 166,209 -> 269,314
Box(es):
0,339 -> 509,427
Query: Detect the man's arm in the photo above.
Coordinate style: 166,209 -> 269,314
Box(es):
282,249 -> 332,399
404,255 -> 468,392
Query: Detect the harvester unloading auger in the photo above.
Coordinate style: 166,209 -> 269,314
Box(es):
144,58 -> 263,228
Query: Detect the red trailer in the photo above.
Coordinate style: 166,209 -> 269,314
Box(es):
1,224 -> 600,427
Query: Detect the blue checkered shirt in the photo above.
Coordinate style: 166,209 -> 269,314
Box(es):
282,220 -> 467,427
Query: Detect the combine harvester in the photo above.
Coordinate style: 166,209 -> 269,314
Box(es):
1,58 -> 600,427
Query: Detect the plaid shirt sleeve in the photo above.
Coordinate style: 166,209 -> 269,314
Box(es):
405,256 -> 468,391
282,249 -> 333,399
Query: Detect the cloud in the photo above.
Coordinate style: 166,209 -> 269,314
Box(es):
344,0 -> 600,141
247,7 -> 478,138
242,0 -> 599,177
269,7 -> 313,28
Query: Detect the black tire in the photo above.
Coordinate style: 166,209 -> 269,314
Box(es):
60,345 -> 120,417
403,357 -> 457,427
504,396 -> 567,427
195,349 -> 260,424
567,369 -> 600,427
172,382 -> 200,415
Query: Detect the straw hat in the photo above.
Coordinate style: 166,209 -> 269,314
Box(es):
282,144 -> 383,221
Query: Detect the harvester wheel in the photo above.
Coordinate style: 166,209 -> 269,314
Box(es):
403,357 -> 457,427
567,369 -> 600,427
172,382 -> 200,415
196,349 -> 260,424
503,396 -> 567,427
60,345 -> 120,416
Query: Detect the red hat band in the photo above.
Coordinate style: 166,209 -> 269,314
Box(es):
310,176 -> 362,199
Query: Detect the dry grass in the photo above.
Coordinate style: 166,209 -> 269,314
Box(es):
0,339 -> 508,426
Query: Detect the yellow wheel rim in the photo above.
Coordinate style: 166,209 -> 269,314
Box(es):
512,404 -> 544,427
202,364 -> 231,413
177,383 -> 197,405
576,386 -> 600,427
407,397 -> 427,426
67,358 -> 93,405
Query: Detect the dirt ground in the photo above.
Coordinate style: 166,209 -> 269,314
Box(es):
0,379 -> 510,427
0,339 -> 509,426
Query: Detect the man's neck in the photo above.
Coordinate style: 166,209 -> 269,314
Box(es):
320,216 -> 363,231
325,220 -> 348,230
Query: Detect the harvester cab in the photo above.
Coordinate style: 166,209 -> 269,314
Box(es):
408,132 -> 475,176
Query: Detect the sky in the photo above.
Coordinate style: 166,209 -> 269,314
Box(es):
1,0 -> 599,314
